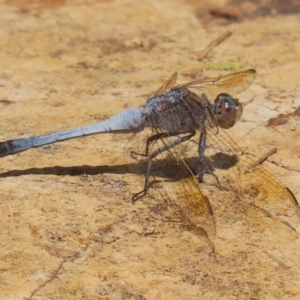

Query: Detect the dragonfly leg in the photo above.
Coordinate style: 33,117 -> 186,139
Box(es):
132,130 -> 196,202
130,132 -> 170,158
198,131 -> 221,189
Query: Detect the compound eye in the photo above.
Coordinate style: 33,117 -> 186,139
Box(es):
214,93 -> 243,129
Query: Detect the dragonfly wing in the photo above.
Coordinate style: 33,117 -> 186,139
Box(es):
201,123 -> 300,237
150,147 -> 216,243
176,69 -> 256,101
147,72 -> 177,98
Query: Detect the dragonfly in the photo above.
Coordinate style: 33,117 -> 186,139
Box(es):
0,69 -> 299,248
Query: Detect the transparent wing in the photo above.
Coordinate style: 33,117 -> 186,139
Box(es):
182,113 -> 300,239
147,72 -> 177,98
124,123 -> 216,248
176,69 -> 256,101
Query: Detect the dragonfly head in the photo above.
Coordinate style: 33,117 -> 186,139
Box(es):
213,93 -> 243,129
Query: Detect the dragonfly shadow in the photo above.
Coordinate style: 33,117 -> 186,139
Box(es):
0,163 -> 139,178
0,152 -> 238,179
0,160 -> 187,179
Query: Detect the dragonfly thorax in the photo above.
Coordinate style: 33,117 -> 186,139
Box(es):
166,88 -> 184,103
145,88 -> 184,114
213,93 -> 243,129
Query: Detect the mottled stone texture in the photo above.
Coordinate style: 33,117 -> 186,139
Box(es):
0,1 -> 299,299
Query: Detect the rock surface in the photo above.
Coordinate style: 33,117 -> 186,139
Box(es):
0,0 -> 300,299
